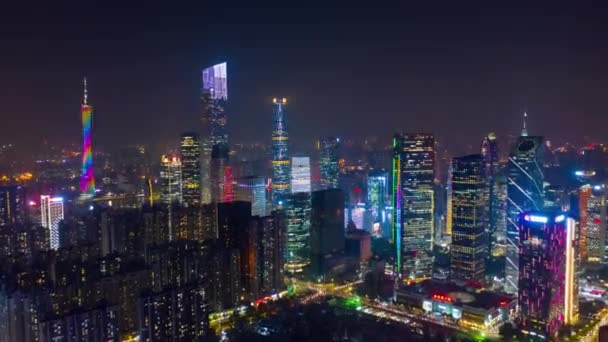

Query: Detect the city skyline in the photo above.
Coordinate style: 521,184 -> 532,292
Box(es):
1,4 -> 608,157
3,3 -> 608,341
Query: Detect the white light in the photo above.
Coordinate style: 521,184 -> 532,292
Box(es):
527,215 -> 548,223
555,215 -> 565,223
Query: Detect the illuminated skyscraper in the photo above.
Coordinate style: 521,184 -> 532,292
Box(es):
318,137 -> 340,190
210,144 -> 233,203
481,132 -> 504,254
285,192 -> 311,274
392,133 -> 435,280
160,154 -> 182,205
40,195 -> 64,250
367,171 -> 388,235
518,212 -> 578,340
504,134 -> 544,294
0,186 -> 26,226
580,185 -> 606,262
236,176 -> 266,216
445,163 -> 453,235
449,154 -> 487,284
180,132 -> 201,207
80,77 -> 95,197
201,62 -> 228,204
291,156 -> 311,193
271,98 -> 290,206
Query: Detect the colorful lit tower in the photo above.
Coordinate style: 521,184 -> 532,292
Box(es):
518,212 -> 579,339
80,77 -> 95,197
272,98 -> 290,207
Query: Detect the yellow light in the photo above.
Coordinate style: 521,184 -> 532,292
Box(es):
272,98 -> 277,104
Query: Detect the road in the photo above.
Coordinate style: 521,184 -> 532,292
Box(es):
290,278 -> 496,341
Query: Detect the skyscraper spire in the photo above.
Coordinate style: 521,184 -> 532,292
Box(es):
521,111 -> 528,136
83,77 -> 88,105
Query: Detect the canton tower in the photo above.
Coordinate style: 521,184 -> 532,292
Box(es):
80,77 -> 95,197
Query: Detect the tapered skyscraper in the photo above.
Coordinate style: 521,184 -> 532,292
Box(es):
80,78 -> 95,197
201,62 -> 228,204
504,114 -> 544,293
392,133 -> 435,280
272,98 -> 290,206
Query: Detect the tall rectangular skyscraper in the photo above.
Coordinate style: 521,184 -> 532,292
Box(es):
504,136 -> 544,294
518,212 -> 578,340
160,154 -> 182,205
580,185 -> 606,262
285,192 -> 311,274
0,186 -> 26,226
392,133 -> 435,280
40,195 -> 64,250
481,133 -> 504,254
291,156 -> 311,193
180,132 -> 201,207
318,137 -> 340,190
449,154 -> 487,284
201,62 -> 228,204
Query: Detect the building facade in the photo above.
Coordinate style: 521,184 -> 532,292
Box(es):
0,185 -> 26,226
236,176 -> 266,217
581,185 -> 606,262
318,137 -> 340,190
518,212 -> 578,339
209,143 -> 232,203
160,154 -> 182,205
505,136 -> 544,294
449,154 -> 487,284
180,132 -> 201,207
40,195 -> 64,250
201,62 -> 228,204
291,156 -> 311,193
285,192 -> 311,274
481,132 -> 504,255
392,133 -> 435,280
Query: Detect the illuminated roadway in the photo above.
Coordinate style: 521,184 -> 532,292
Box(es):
566,307 -> 608,342
289,279 -> 497,340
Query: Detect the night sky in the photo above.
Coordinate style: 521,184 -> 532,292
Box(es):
1,3 -> 608,156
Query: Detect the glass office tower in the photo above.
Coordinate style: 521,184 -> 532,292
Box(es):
318,137 -> 340,190
504,135 -> 544,294
449,154 -> 487,284
180,132 -> 201,206
392,133 -> 435,280
201,62 -> 228,204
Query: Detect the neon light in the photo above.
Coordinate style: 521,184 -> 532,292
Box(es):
555,215 -> 565,223
524,215 -> 547,223
80,78 -> 95,196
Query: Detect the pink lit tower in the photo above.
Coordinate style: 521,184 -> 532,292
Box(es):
80,77 -> 95,197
